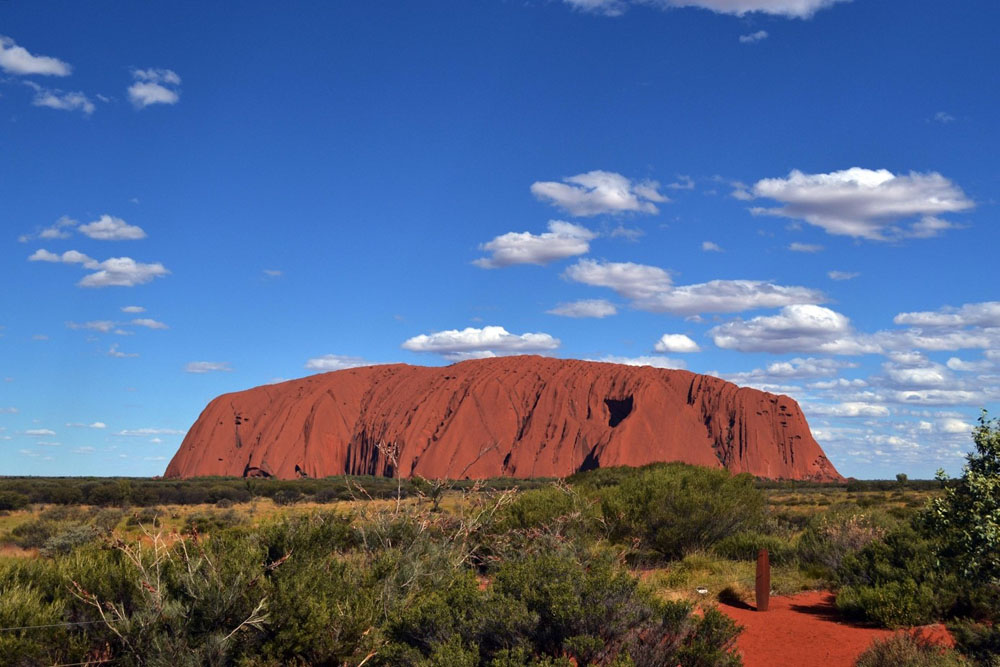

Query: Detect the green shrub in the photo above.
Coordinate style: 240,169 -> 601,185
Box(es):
925,411 -> 1000,586
712,531 -> 796,566
797,507 -> 893,576
183,509 -> 246,533
600,463 -> 767,559
6,519 -> 58,549
92,508 -> 125,533
949,620 -> 1000,667
41,524 -> 100,557
854,632 -> 970,667
0,491 -> 29,511
837,580 -> 941,628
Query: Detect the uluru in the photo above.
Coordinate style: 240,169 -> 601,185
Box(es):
165,356 -> 842,482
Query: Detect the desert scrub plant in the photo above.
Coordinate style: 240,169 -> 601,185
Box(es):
854,632 -> 971,667
797,506 -> 893,577
379,549 -> 743,667
40,523 -> 100,557
712,531 -> 796,566
925,411 -> 1000,587
835,523 -> 957,627
600,463 -> 767,559
0,581 -> 83,665
948,620 -> 1000,666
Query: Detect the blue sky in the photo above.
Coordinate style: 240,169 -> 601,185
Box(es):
2,0 -> 997,478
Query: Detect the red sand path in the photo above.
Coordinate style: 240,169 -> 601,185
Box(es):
718,591 -> 953,667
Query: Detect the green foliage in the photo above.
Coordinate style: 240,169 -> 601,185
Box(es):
835,523 -> 958,627
600,463 -> 767,559
183,509 -> 245,534
948,620 -> 1000,667
0,491 -> 29,511
6,519 -> 58,549
712,531 -> 796,566
41,523 -> 100,557
854,632 -> 971,667
925,411 -> 1000,586
797,506 -> 892,576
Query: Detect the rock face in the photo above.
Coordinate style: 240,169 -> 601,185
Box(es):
164,356 -> 842,482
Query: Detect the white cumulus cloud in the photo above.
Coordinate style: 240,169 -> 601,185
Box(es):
128,68 -> 181,109
78,215 -> 147,240
710,304 -> 879,354
564,259 -> 823,315
402,325 -> 560,361
0,35 -> 71,76
750,167 -> 973,240
474,221 -> 596,268
29,249 -> 169,288
531,170 -> 667,217
654,333 -> 701,353
78,257 -> 170,288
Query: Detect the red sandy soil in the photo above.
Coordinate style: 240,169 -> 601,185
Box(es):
719,591 -> 954,667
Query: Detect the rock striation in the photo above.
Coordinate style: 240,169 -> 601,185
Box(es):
164,356 -> 842,481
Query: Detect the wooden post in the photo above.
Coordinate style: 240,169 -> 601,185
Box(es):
755,548 -> 770,611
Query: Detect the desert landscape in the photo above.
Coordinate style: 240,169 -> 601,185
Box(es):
3,1 -> 999,665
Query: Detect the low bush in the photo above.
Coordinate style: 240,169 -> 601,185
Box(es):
0,491 -> 30,511
41,524 -> 100,557
5,519 -> 58,549
854,632 -> 970,667
183,509 -> 245,534
949,620 -> 1000,666
600,463 -> 767,559
835,523 -> 958,627
712,531 -> 796,566
797,507 -> 893,576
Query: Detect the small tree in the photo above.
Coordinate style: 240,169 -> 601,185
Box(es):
926,411 -> 1000,584
895,472 -> 908,487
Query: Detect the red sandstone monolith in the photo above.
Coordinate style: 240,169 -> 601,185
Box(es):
756,548 -> 770,612
164,356 -> 843,482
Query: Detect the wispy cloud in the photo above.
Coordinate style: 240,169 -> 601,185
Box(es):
739,30 -> 769,43
547,299 -> 618,318
24,81 -> 94,114
184,361 -> 233,373
304,354 -> 378,371
562,0 -> 848,19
